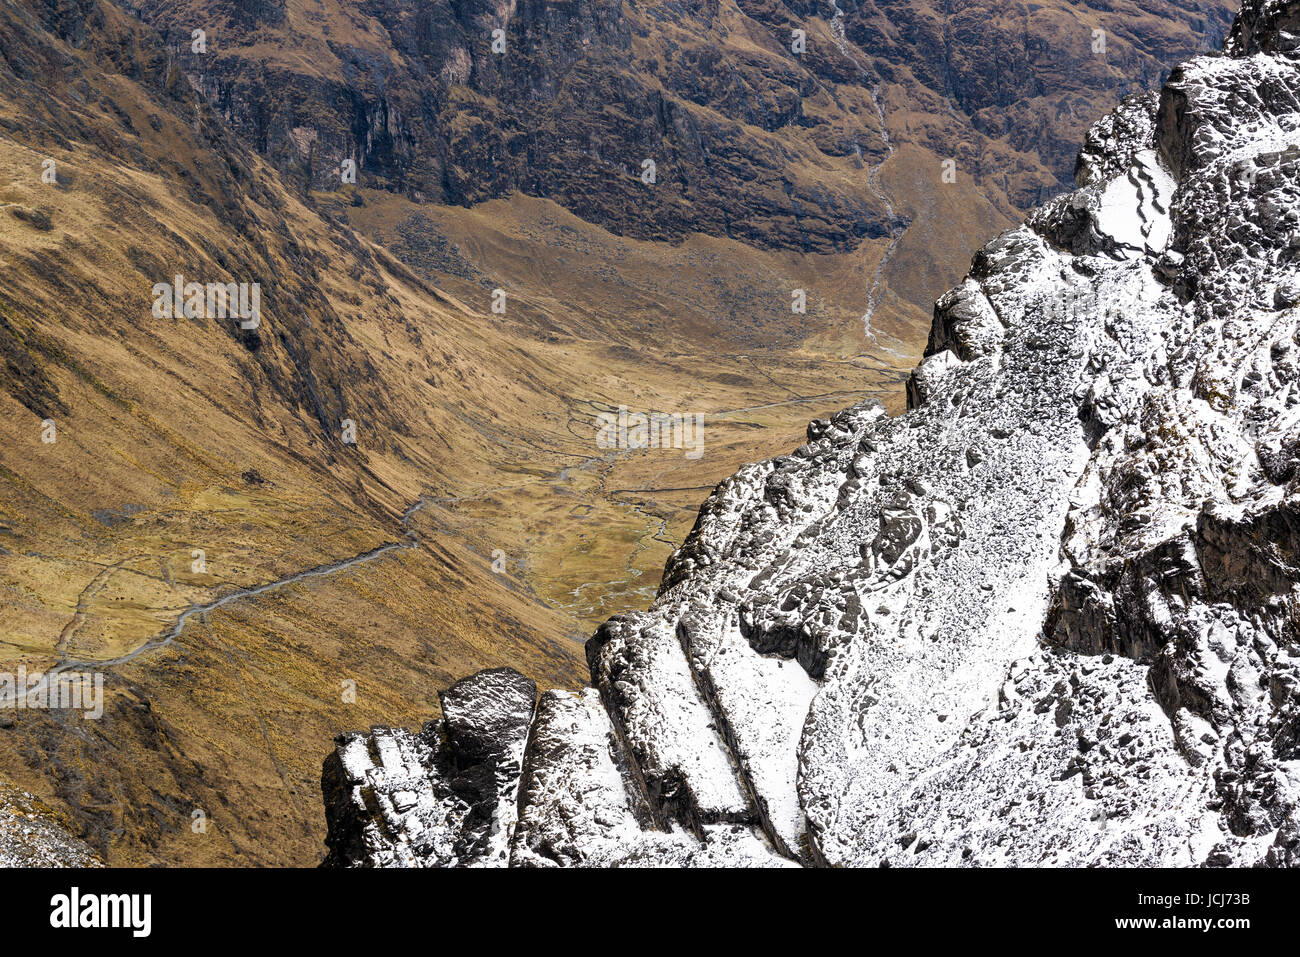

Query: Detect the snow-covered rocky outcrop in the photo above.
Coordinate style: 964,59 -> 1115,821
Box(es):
0,786 -> 101,868
321,0 -> 1300,867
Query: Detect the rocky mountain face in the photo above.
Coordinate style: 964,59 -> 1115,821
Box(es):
119,0 -> 1233,319
323,0 -> 1300,867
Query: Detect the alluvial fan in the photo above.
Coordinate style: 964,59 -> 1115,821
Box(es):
323,0 -> 1300,868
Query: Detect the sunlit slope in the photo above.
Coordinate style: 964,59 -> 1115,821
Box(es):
0,0 -> 903,864
0,0 -> 590,864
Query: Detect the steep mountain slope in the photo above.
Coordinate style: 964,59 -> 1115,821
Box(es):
121,0 -> 1236,341
0,0 -> 597,865
0,0 -> 893,866
324,0 -> 1300,867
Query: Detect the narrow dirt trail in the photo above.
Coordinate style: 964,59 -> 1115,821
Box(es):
8,385 -> 877,699
7,547 -> 413,704
3,502 -> 433,705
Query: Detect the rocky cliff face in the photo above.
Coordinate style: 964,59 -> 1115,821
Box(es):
322,0 -> 1300,867
120,0 -> 1232,253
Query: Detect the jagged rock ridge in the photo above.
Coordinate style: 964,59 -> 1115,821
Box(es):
321,0 -> 1300,867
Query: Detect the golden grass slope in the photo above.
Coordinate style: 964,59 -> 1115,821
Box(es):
0,0 -> 908,864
